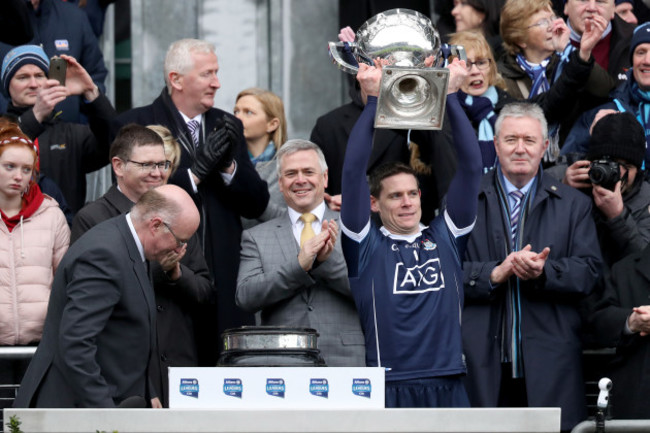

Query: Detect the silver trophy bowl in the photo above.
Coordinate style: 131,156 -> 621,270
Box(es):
328,8 -> 465,130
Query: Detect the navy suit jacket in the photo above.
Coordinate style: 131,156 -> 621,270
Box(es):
14,215 -> 156,407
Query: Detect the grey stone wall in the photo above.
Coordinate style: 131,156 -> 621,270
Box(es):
130,0 -> 345,139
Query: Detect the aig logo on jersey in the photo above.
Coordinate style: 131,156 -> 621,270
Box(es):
393,257 -> 445,294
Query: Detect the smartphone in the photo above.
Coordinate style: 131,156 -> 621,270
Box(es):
49,56 -> 67,85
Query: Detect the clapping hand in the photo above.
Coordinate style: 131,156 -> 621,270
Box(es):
298,220 -> 339,271
628,305 -> 650,336
191,116 -> 240,181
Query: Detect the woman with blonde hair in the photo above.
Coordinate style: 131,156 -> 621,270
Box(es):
0,119 -> 69,390
449,31 -> 513,170
147,124 -> 182,177
234,88 -> 288,228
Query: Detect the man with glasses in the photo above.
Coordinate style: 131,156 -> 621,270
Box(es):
114,39 -> 270,366
15,185 -> 201,408
71,124 -> 212,407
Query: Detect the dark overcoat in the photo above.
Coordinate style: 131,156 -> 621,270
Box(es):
589,244 -> 650,419
462,169 -> 603,431
114,89 -> 270,364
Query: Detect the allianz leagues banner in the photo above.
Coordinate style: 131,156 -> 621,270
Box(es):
168,367 -> 384,409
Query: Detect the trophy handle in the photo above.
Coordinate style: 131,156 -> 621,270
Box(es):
449,45 -> 467,61
328,42 -> 360,75
440,44 -> 467,66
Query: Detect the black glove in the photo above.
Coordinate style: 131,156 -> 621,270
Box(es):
191,116 -> 240,181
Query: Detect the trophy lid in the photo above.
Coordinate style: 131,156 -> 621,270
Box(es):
356,8 -> 441,68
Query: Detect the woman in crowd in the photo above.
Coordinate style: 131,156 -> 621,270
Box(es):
498,0 -> 611,160
234,87 -> 288,228
0,120 -> 69,389
147,124 -> 182,177
449,31 -> 513,171
451,0 -> 505,57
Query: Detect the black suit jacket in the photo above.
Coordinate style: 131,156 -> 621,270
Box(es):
113,89 -> 270,364
71,183 -> 212,406
14,215 -> 156,408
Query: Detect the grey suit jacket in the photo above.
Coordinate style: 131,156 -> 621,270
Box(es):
236,207 -> 365,367
14,215 -> 156,408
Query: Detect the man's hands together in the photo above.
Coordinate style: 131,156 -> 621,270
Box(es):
191,116 -> 239,183
490,244 -> 550,284
298,219 -> 339,271
628,306 -> 650,336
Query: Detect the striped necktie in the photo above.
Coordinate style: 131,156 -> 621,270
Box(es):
509,190 -> 524,249
507,189 -> 525,378
187,120 -> 200,147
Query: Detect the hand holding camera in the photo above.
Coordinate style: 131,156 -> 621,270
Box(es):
588,157 -> 620,191
562,158 -> 591,189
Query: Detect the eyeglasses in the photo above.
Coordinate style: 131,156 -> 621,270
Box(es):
162,221 -> 187,249
527,17 -> 557,31
465,58 -> 491,71
127,159 -> 171,172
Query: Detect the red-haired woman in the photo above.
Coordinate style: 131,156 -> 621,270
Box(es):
0,120 -> 69,392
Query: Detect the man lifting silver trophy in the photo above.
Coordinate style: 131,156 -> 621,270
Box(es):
328,8 -> 465,130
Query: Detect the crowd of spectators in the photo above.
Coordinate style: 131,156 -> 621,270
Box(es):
2,0 -> 650,430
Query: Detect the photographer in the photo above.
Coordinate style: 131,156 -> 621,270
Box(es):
563,112 -> 650,266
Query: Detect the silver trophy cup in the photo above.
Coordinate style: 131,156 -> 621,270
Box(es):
328,8 -> 465,130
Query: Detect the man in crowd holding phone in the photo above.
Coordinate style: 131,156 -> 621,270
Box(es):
1,44 -> 116,214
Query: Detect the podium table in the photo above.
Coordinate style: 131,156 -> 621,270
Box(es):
4,408 -> 560,433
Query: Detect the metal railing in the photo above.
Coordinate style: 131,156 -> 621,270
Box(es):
0,347 -> 36,433
572,420 -> 650,433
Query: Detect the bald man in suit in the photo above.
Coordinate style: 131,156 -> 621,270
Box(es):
14,185 -> 200,408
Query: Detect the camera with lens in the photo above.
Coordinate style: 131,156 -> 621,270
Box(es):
588,157 -> 620,191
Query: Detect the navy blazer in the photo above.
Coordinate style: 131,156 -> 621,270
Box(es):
462,169 -> 603,431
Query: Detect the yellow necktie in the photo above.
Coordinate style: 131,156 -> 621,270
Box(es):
299,213 -> 316,248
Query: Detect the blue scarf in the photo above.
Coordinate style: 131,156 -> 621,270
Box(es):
623,82 -> 650,169
249,140 -> 276,166
458,86 -> 499,171
515,54 -> 551,98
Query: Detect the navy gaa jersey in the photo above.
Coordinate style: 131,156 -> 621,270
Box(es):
342,211 -> 472,382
